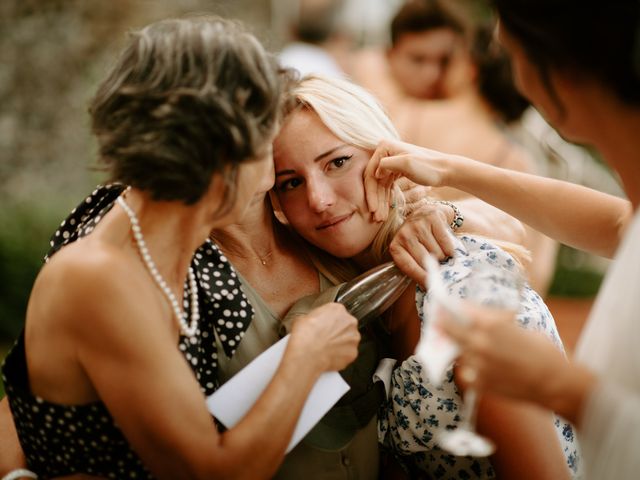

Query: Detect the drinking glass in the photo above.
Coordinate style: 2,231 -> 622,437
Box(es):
423,255 -> 524,457
335,261 -> 412,329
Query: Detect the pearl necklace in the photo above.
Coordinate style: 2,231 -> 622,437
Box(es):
117,191 -> 199,338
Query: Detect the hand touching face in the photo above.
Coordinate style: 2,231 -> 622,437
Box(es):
273,109 -> 381,259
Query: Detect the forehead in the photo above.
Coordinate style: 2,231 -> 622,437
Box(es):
393,28 -> 461,56
274,109 -> 338,157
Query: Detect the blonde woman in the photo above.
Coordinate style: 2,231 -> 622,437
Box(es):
272,75 -> 580,479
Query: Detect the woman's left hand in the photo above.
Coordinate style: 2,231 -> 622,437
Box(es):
363,143 -> 401,223
389,200 -> 459,286
365,139 -> 455,221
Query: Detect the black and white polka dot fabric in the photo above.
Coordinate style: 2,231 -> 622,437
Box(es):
3,334 -> 154,478
1,185 -> 255,477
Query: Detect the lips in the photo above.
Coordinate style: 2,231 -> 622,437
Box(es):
316,213 -> 353,230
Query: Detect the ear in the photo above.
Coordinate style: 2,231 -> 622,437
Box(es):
268,190 -> 289,225
385,46 -> 395,61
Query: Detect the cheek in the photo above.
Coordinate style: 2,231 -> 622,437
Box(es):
393,54 -> 415,74
278,192 -> 313,228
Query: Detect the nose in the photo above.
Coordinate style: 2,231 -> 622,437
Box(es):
306,176 -> 335,213
421,62 -> 442,84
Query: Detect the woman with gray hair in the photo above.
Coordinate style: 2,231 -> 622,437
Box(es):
0,16 -> 361,479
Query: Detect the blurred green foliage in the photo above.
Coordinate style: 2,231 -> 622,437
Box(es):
548,245 -> 606,297
0,201 -> 64,340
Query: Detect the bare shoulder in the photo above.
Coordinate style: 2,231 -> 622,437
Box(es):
29,240 -> 150,335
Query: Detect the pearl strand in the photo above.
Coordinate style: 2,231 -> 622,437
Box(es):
117,190 -> 199,338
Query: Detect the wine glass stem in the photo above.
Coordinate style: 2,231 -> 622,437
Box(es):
461,388 -> 479,430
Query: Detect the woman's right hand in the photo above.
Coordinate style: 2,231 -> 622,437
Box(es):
289,303 -> 360,373
441,302 -> 596,425
365,139 -> 468,221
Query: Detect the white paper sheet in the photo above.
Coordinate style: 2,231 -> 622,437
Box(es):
205,335 -> 350,453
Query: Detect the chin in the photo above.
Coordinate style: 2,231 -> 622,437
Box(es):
315,241 -> 368,260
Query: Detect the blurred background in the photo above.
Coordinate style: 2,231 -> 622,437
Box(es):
0,0 -> 623,395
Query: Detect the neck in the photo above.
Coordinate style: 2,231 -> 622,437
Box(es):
118,188 -> 210,289
351,249 -> 377,271
210,196 -> 278,264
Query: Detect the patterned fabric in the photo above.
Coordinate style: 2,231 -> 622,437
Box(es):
1,184 -> 255,478
3,335 -> 155,479
45,184 -> 254,393
378,236 -> 582,479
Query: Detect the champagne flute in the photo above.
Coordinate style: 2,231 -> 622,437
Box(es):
432,256 -> 524,457
335,261 -> 412,329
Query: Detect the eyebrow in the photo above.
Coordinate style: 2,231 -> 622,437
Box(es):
275,144 -> 348,177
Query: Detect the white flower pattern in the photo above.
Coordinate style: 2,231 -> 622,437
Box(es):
378,236 -> 582,479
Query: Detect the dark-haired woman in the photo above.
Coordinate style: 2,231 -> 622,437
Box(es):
366,1 -> 640,478
0,16 -> 361,479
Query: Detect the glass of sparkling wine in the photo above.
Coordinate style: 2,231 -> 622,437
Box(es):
435,257 -> 525,457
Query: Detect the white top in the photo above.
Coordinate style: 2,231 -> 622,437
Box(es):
575,209 -> 640,480
278,42 -> 345,79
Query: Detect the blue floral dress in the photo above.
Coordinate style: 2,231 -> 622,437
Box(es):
378,236 -> 582,479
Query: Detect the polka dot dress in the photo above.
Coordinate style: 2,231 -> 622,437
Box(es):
3,335 -> 154,478
1,185 -> 255,477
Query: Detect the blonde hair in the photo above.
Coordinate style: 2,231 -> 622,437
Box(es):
281,75 -> 529,280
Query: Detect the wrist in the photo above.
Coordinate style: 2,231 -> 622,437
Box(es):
439,154 -> 465,188
427,200 -> 464,231
541,360 -> 597,425
285,331 -> 325,378
444,154 -> 483,192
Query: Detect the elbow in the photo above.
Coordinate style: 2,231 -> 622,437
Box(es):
183,438 -> 282,480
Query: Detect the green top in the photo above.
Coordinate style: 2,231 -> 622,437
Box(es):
214,271 -> 381,480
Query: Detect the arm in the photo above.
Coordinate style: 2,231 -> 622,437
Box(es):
456,196 -> 526,245
389,194 -> 525,285
367,139 -> 631,258
0,397 -> 26,474
396,178 -> 526,247
477,394 -> 571,480
386,284 -> 421,361
397,148 -> 552,292
60,259 -> 359,480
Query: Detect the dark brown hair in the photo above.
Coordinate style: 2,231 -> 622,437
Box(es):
390,0 -> 471,46
494,0 -> 640,105
471,20 -> 529,123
